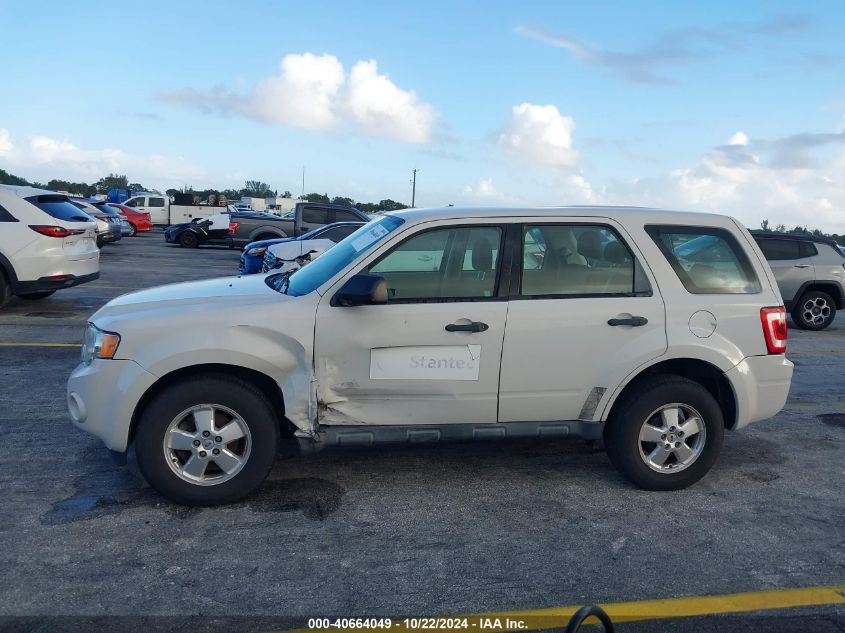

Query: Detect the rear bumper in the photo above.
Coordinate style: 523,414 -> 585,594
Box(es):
15,271 -> 100,294
725,354 -> 794,429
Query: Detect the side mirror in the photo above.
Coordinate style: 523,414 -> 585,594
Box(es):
332,274 -> 388,307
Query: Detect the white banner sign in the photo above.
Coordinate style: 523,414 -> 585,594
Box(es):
370,345 -> 482,381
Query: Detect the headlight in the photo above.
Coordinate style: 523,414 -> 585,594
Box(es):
245,246 -> 267,257
81,323 -> 121,364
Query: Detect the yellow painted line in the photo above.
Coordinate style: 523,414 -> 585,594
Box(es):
283,584 -> 845,633
0,342 -> 80,348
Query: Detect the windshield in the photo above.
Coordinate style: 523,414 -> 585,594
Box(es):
277,215 -> 405,296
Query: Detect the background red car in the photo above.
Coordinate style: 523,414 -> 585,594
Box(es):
107,203 -> 152,236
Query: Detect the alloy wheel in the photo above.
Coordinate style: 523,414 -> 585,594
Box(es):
637,403 -> 707,474
802,297 -> 831,327
162,404 -> 252,486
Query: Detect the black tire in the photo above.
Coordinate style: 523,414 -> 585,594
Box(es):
127,223 -> 137,237
791,290 -> 836,331
18,291 -> 56,300
135,374 -> 280,505
604,376 -> 724,491
0,271 -> 11,309
179,231 -> 199,248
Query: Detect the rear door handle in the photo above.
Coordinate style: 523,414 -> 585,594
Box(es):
794,264 -> 810,268
607,316 -> 648,327
445,321 -> 489,333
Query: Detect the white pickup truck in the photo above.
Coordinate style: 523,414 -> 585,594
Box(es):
123,194 -> 225,226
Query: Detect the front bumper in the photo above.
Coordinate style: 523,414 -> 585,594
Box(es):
725,354 -> 794,429
67,358 -> 158,452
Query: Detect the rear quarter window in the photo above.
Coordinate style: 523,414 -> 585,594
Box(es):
646,225 -> 761,294
25,195 -> 92,223
0,202 -> 17,222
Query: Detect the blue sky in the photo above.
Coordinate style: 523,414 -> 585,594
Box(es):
1,0 -> 844,230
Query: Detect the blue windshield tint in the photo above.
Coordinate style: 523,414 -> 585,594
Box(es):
285,216 -> 405,296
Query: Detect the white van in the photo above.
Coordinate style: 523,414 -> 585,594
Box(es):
68,206 -> 793,505
123,193 -> 169,225
0,185 -> 99,307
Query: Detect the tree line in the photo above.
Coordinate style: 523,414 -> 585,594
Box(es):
0,169 -> 411,213
757,219 -> 844,246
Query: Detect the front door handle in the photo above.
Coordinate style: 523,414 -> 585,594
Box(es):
794,264 -> 810,268
445,321 -> 489,333
607,316 -> 648,327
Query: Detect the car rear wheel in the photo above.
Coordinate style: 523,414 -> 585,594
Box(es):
127,223 -> 137,237
18,291 -> 56,300
179,231 -> 199,248
604,376 -> 724,490
135,374 -> 280,505
0,272 -> 11,308
792,290 -> 836,330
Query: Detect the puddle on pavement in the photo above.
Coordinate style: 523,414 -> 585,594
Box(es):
817,413 -> 845,428
43,467 -> 345,525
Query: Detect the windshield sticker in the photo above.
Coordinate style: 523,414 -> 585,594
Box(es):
351,224 -> 389,252
370,345 -> 482,381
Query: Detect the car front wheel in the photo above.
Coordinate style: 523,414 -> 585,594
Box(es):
179,232 -> 198,248
135,374 -> 280,505
792,290 -> 836,330
604,376 -> 724,490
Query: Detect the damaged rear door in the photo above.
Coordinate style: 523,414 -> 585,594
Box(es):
313,222 -> 510,426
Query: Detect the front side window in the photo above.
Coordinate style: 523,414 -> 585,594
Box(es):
367,226 -> 502,301
321,224 -> 361,242
148,197 -> 165,208
647,225 -> 761,294
520,224 -> 647,296
302,207 -> 331,224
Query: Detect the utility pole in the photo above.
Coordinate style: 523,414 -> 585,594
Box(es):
301,166 -> 305,199
411,168 -> 418,208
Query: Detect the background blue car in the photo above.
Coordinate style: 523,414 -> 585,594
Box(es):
239,221 -> 365,274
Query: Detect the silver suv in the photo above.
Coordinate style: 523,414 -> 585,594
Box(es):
753,232 -> 845,330
68,206 -> 794,505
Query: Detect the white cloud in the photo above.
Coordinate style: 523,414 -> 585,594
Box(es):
462,177 -> 500,199
1,130 -> 205,189
0,128 -> 13,155
161,53 -> 437,144
729,131 -> 749,146
346,60 -> 435,143
497,103 -> 579,168
247,53 -> 345,129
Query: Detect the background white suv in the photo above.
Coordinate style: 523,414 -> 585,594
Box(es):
0,185 -> 100,307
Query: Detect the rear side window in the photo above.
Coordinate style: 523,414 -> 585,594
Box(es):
303,207 -> 331,224
646,225 -> 761,294
125,197 -> 143,207
336,210 -> 361,222
799,242 -> 818,258
25,195 -> 92,223
756,238 -> 800,260
0,203 -> 17,222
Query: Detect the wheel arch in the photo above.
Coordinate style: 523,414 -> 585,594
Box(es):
603,358 -> 738,430
128,363 -> 291,447
800,282 -> 843,309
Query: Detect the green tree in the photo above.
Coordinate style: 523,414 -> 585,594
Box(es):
304,192 -> 330,203
95,173 -> 129,194
241,180 -> 274,197
281,190 -> 292,198
0,168 -> 31,186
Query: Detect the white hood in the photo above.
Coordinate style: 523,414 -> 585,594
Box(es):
107,274 -> 281,308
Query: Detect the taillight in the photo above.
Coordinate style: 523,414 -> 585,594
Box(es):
760,307 -> 787,354
29,225 -> 86,238
228,222 -> 239,234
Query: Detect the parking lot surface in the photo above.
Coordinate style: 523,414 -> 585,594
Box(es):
1,232 -> 843,629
